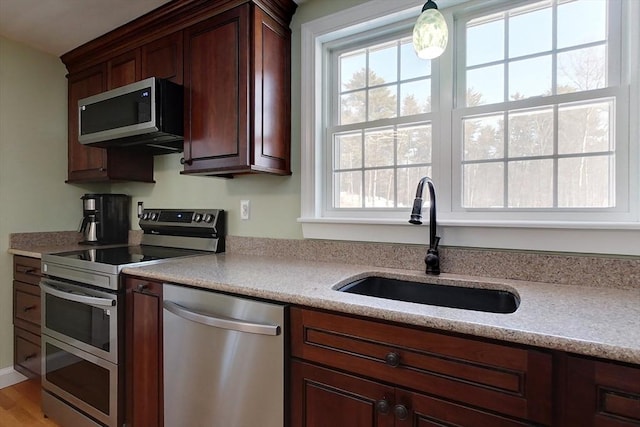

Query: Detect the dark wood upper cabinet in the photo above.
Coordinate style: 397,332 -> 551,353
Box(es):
108,49 -> 141,89
66,56 -> 154,183
67,64 -> 108,182
141,32 -> 183,84
60,0 -> 295,183
181,4 -> 292,176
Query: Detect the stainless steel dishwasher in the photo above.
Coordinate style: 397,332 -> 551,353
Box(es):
163,284 -> 287,427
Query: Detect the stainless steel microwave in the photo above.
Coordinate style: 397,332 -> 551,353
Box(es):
78,77 -> 184,154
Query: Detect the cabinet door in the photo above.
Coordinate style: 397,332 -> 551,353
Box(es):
564,356 -> 640,426
67,64 -> 108,182
182,5 -> 250,174
108,49 -> 141,89
125,278 -> 163,427
142,32 -> 183,84
291,360 -> 395,427
396,390 -> 535,427
252,6 -> 291,175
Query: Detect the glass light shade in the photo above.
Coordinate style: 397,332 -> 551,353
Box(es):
413,8 -> 448,59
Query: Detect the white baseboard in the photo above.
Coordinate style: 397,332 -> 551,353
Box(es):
0,366 -> 28,389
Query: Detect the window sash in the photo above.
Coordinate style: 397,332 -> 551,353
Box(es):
449,0 -> 629,218
323,25 -> 440,217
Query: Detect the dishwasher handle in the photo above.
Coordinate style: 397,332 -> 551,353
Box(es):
163,300 -> 281,336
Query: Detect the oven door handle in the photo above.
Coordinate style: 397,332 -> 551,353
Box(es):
164,301 -> 280,336
40,282 -> 116,307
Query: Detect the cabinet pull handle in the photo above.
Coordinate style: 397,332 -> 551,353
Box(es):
385,351 -> 400,367
394,404 -> 409,420
24,353 -> 37,361
376,399 -> 390,415
23,305 -> 37,312
17,267 -> 37,274
136,284 -> 148,292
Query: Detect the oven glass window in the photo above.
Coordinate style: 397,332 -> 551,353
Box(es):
45,293 -> 111,352
45,342 -> 110,415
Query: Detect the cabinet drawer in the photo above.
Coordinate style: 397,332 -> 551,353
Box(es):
291,307 -> 552,425
14,282 -> 41,331
14,327 -> 41,378
14,256 -> 42,285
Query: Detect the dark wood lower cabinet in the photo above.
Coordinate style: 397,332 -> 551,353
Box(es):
396,389 -> 534,427
290,307 -> 552,426
121,279 -> 640,427
125,277 -> 163,427
291,361 -> 535,427
13,255 -> 43,379
291,360 -> 395,427
563,355 -> 640,426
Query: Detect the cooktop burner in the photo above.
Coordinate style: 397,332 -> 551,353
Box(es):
52,245 -> 209,266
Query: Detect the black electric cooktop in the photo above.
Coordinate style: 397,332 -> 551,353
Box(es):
52,245 -> 208,266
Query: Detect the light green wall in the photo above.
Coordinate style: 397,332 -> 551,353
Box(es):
0,36 -> 90,370
0,0 -> 369,372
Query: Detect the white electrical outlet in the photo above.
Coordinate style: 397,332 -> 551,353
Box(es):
240,200 -> 250,220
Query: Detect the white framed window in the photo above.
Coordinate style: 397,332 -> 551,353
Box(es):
299,0 -> 640,256
326,30 -> 435,218
451,0 -> 630,223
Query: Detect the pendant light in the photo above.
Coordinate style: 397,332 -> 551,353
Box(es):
413,0 -> 448,60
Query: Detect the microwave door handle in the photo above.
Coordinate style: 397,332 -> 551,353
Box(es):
40,282 -> 116,307
163,301 -> 280,336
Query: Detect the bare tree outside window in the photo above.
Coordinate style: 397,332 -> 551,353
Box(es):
332,37 -> 432,210
461,0 -> 613,210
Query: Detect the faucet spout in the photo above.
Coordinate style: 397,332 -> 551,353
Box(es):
409,176 -> 440,275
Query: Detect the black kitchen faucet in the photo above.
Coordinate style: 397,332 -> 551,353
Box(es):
409,176 -> 441,275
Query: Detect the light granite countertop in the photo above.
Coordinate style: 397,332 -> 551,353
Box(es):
122,253 -> 640,365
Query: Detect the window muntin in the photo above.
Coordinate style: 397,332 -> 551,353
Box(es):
329,34 -> 433,211
463,0 -> 609,107
457,0 -> 618,211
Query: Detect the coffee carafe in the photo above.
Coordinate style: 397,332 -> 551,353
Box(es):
79,194 -> 130,245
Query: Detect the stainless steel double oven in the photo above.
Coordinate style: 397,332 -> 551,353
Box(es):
40,278 -> 122,427
40,208 -> 225,427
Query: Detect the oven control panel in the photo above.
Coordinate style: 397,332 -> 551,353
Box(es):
139,209 -> 225,236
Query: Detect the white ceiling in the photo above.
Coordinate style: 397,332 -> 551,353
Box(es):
0,0 -> 173,56
0,0 -> 307,57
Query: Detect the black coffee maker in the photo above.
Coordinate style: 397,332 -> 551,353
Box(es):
79,194 -> 130,245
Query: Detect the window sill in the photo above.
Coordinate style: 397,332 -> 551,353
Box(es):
298,217 -> 640,256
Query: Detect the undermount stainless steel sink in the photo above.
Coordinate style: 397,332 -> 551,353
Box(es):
337,276 -> 519,314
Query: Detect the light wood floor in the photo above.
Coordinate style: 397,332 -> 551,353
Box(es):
0,379 -> 59,427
